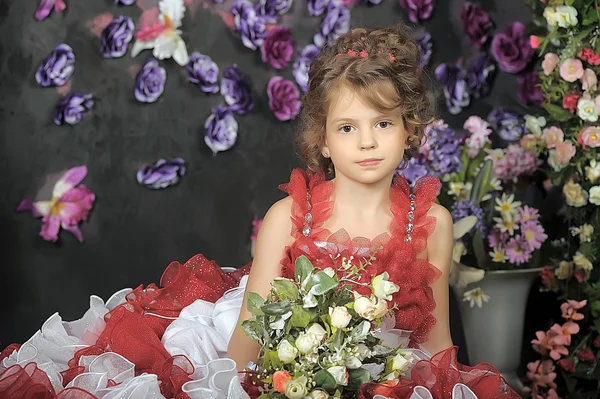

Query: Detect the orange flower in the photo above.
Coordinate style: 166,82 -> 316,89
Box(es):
273,370 -> 292,393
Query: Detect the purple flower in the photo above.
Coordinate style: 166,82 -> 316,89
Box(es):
137,158 -> 186,189
115,0 -> 135,5
261,27 -> 295,70
308,0 -> 330,16
399,0 -> 435,24
204,106 -> 239,154
293,44 -> 320,92
100,15 -> 135,58
517,69 -> 544,107
451,199 -> 486,237
220,66 -> 254,115
187,52 -> 220,94
424,121 -> 463,175
255,0 -> 293,24
398,156 -> 429,184
35,44 -> 75,87
416,33 -> 432,68
487,108 -> 525,141
491,22 -> 534,74
134,58 -> 166,103
267,76 -> 301,121
232,0 -> 267,51
435,63 -> 470,115
466,53 -> 496,99
313,2 -> 350,48
54,93 -> 94,126
35,0 -> 66,21
460,2 -> 494,49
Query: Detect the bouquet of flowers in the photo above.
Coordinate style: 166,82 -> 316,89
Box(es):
241,255 -> 418,399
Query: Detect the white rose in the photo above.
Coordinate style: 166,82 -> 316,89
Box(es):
371,298 -> 389,319
327,366 -> 348,386
577,99 -> 598,122
589,186 -> 600,205
585,160 -> 600,183
353,296 -> 377,320
563,180 -> 589,208
543,7 -> 557,26
295,332 -> 320,354
581,224 -> 595,242
322,267 -> 336,277
284,376 -> 308,399
309,390 -> 328,399
371,272 -> 400,300
548,150 -> 566,172
524,115 -> 546,137
328,306 -> 352,328
306,323 -> 328,343
573,252 -> 593,272
555,5 -> 578,28
345,356 -> 362,369
277,339 -> 298,363
391,353 -> 412,373
355,344 -> 371,361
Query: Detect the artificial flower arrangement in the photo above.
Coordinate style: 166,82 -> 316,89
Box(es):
521,0 -> 600,397
402,115 -> 549,305
240,255 -> 418,398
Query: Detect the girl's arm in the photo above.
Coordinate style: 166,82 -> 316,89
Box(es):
227,197 -> 294,370
421,203 -> 455,355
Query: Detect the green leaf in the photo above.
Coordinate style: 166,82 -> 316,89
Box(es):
241,320 -> 264,343
314,370 -> 337,392
272,278 -> 299,301
371,345 -> 394,356
347,320 -> 370,342
295,255 -> 314,286
469,159 -> 493,205
309,271 -> 339,295
262,350 -> 283,370
543,103 -> 574,122
591,300 -> 600,319
347,368 -> 372,390
564,0 -> 574,5
247,292 -> 265,315
473,229 -> 487,269
290,304 -> 312,328
261,299 -> 292,316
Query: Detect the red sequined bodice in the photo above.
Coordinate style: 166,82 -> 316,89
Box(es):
278,168 -> 442,346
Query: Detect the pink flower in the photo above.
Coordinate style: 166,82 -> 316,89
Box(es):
577,349 -> 595,362
554,141 -> 576,164
529,35 -> 540,49
560,59 -> 584,82
581,68 -> 598,91
549,321 -> 580,346
561,299 -> 587,321
506,237 -> 532,264
541,126 -> 564,149
578,126 -> 600,148
526,360 -> 557,389
532,330 -> 552,356
520,206 -> 540,223
563,93 -> 580,113
17,166 -> 95,242
542,53 -> 559,75
594,336 -> 600,348
250,217 -> 263,257
36,0 -> 66,21
540,266 -> 558,292
521,221 -> 547,250
558,358 -> 575,373
463,115 -> 492,158
578,48 -> 600,66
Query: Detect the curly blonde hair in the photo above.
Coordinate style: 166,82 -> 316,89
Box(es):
297,24 -> 435,173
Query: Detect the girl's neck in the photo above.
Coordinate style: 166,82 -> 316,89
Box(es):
331,173 -> 394,217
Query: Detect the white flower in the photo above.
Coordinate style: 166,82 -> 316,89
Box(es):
489,247 -> 506,263
462,287 -> 491,308
306,323 -> 328,342
555,5 -> 578,28
391,353 -> 412,373
490,178 -> 502,191
493,213 -> 519,235
524,115 -> 546,137
589,186 -> 600,205
322,267 -> 336,277
563,180 -> 589,208
355,344 -> 371,361
329,306 -> 352,328
585,160 -> 600,183
372,298 -> 389,319
345,356 -> 363,369
354,296 -> 377,320
295,332 -> 320,354
277,339 -> 298,363
309,390 -> 328,399
543,7 -> 557,26
372,272 -> 400,300
284,376 -> 308,399
573,252 -> 593,273
581,224 -> 594,242
494,193 -> 521,217
548,150 -> 566,172
327,366 -> 349,386
577,99 -> 598,122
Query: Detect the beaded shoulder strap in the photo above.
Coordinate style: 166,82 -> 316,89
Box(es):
405,192 -> 416,243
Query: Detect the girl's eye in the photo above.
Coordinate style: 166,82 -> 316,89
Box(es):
340,125 -> 354,133
377,121 -> 393,129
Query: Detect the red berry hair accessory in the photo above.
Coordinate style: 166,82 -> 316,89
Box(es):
338,49 -> 396,62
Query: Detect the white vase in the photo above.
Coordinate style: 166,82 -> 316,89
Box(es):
458,268 -> 541,393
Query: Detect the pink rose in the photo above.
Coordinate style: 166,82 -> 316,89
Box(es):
560,59 -> 584,82
555,141 -> 576,164
520,134 -> 538,152
542,126 -> 564,149
542,53 -> 559,75
563,93 -> 580,113
578,126 -> 600,148
582,68 -> 598,91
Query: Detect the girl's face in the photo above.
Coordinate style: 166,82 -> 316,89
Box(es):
322,84 -> 407,185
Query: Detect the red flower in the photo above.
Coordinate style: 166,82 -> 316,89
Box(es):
577,349 -> 596,363
578,48 -> 600,65
562,93 -> 580,113
593,336 -> 600,348
558,358 -> 576,373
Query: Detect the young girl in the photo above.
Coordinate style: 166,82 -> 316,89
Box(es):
0,25 -> 519,399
